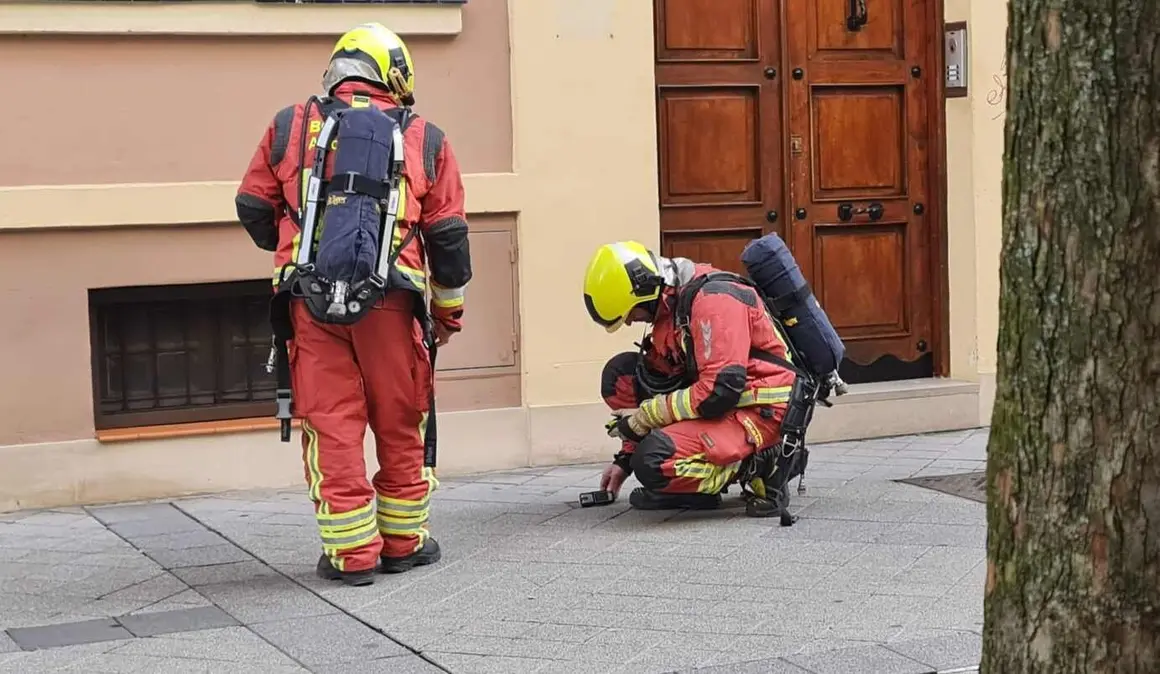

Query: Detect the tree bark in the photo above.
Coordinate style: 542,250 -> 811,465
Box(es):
981,1 -> 1160,673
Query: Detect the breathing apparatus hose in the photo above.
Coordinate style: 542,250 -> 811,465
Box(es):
633,337 -> 686,398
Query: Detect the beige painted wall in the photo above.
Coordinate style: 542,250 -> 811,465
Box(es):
943,0 -> 1006,423
0,16 -> 511,185
509,0 -> 660,407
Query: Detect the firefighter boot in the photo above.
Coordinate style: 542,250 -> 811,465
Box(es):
379,539 -> 442,574
316,554 -> 376,587
628,487 -> 721,510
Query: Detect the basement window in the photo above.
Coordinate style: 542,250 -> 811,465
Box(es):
89,280 -> 277,430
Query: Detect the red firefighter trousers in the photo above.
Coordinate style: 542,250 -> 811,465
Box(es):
288,291 -> 436,572
601,352 -> 785,495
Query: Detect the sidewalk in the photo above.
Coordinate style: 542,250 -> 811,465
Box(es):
0,428 -> 989,674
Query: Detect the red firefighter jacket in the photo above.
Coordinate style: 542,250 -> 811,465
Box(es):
235,82 -> 470,329
634,261 -> 797,430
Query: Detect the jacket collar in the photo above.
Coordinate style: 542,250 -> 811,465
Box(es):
329,81 -> 401,107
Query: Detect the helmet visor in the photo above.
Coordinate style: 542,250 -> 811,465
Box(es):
584,293 -> 628,333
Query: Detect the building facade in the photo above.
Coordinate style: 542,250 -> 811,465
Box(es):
0,0 -> 1007,510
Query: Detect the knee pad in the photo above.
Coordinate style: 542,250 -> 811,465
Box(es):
630,431 -> 676,491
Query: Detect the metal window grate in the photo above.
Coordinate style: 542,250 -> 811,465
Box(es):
89,279 -> 277,429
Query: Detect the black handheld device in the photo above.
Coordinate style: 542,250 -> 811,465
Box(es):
578,490 -> 615,508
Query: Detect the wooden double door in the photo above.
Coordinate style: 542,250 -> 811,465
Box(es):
654,0 -> 943,383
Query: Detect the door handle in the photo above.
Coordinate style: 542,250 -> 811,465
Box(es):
846,0 -> 868,31
837,202 -> 884,222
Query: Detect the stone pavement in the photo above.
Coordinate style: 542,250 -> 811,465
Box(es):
0,428 -> 989,673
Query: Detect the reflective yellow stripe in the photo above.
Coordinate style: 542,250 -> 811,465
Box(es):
738,386 -> 792,407
376,490 -> 431,551
316,500 -> 374,525
740,416 -> 764,449
674,389 -> 695,421
431,282 -> 465,309
395,264 -> 427,292
639,397 -> 663,428
646,383 -> 785,428
302,421 -> 324,506
320,525 -> 379,556
317,501 -> 378,555
397,178 -> 408,221
672,452 -> 741,495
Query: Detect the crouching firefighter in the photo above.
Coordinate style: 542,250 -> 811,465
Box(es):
584,238 -> 846,521
234,22 -> 471,586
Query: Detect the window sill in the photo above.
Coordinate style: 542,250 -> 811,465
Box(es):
97,417 -> 300,444
0,2 -> 463,37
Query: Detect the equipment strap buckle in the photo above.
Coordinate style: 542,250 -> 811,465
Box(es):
341,172 -> 359,194
274,388 -> 292,420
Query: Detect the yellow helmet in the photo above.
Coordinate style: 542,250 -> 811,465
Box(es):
322,23 -> 416,105
583,241 -> 664,333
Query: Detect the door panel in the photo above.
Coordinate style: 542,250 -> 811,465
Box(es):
811,86 -> 905,197
665,233 -> 753,276
785,0 -> 934,383
654,0 -> 783,262
813,0 -> 902,55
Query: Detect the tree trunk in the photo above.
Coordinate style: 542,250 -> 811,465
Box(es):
981,1 -> 1160,672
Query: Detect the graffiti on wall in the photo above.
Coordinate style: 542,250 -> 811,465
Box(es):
986,54 -> 1007,120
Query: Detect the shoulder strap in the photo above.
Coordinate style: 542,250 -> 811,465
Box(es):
673,271 -> 747,329
269,105 -> 296,168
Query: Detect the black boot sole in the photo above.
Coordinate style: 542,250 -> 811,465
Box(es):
629,489 -> 722,511
379,545 -> 442,574
316,557 -> 376,587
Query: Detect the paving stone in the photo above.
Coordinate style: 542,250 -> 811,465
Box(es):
61,569 -> 177,601
88,503 -> 179,524
689,657 -> 813,673
196,577 -> 338,623
127,589 -> 213,615
0,633 -> 17,654
0,640 -> 131,672
828,594 -> 938,641
885,631 -> 982,671
315,654 -> 444,674
144,544 -> 254,569
427,652 -> 557,673
875,522 -> 987,548
170,560 -> 281,586
131,530 -> 231,551
111,625 -> 299,664
117,606 -> 239,637
6,617 -> 133,650
105,513 -> 207,538
249,614 -> 408,665
622,646 -> 717,672
77,573 -> 193,617
787,642 -> 933,674
424,633 -> 580,660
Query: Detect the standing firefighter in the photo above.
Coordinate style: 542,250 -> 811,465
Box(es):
235,23 -> 471,586
584,242 -> 798,510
